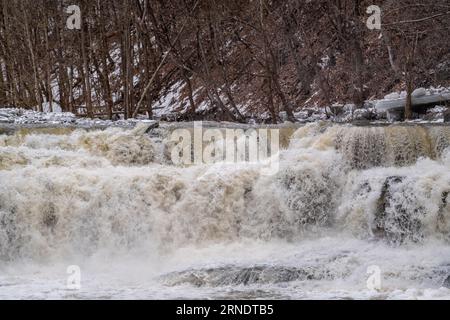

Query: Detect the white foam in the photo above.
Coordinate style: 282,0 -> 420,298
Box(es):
0,123 -> 449,299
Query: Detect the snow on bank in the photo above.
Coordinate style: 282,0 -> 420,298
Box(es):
1,86 -> 449,127
0,108 -> 157,128
1,105 -> 447,127
375,87 -> 450,113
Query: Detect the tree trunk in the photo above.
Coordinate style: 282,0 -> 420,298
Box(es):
81,18 -> 93,118
44,19 -> 53,112
405,79 -> 413,120
22,2 -> 42,111
182,69 -> 196,117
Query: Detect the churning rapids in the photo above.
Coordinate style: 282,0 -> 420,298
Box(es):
1,122 -> 450,299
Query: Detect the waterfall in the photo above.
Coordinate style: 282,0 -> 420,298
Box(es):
0,123 -> 449,299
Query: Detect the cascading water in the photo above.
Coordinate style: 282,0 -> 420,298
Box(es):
0,122 -> 450,299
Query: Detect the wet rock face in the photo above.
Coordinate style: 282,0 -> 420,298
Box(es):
280,168 -> 338,227
441,191 -> 449,211
374,176 -> 425,245
443,275 -> 450,289
0,203 -> 21,261
162,261 -> 350,287
444,110 -> 450,122
438,191 -> 450,239
386,110 -> 404,122
329,105 -> 345,116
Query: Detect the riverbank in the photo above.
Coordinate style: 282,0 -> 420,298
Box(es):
1,107 -> 450,137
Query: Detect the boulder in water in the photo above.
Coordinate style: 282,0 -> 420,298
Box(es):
143,121 -> 159,133
329,105 -> 344,116
279,111 -> 288,122
387,109 -> 404,122
353,108 -> 376,121
442,275 -> 450,289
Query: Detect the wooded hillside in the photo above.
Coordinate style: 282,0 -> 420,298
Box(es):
0,0 -> 449,122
